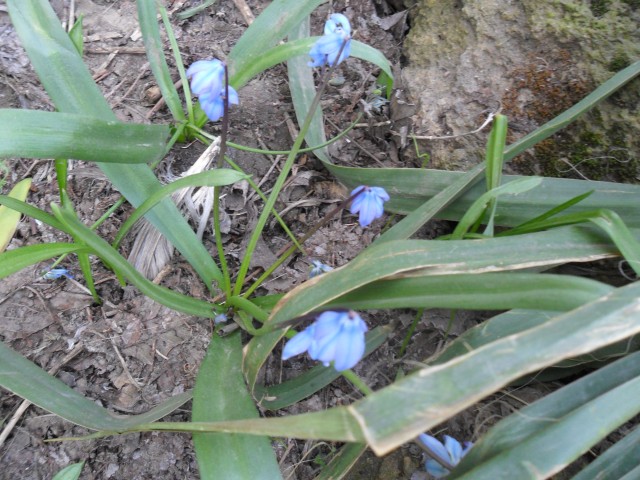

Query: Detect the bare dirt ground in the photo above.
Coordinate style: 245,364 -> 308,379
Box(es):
0,0 -> 626,479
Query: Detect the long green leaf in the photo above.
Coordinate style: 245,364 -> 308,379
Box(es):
456,374 -> 640,479
51,204 -> 217,318
137,0 -> 185,122
52,462 -> 85,480
193,333 -> 281,479
328,273 -> 613,312
351,282 -> 640,455
7,0 -> 222,287
0,110 -> 168,164
228,0 -> 326,78
0,340 -> 191,430
315,443 -> 368,480
571,425 -> 640,480
0,243 -> 87,279
269,225 -> 620,326
0,195 -> 67,232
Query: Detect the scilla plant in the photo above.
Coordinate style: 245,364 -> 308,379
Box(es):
1,0 -> 640,479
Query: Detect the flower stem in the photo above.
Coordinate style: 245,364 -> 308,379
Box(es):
231,39 -> 350,297
341,369 -> 373,396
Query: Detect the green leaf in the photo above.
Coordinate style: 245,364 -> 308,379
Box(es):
0,243 -> 87,279
113,169 -> 247,248
0,340 -> 191,430
315,443 -> 367,480
288,19 -> 329,162
52,462 -> 85,480
327,273 -> 613,313
269,225 -> 621,326
7,0 -> 222,287
351,282 -> 640,455
67,15 -> 83,56
136,0 -> 185,122
453,351 -> 640,478
193,333 -> 281,479
228,0 -> 326,79
571,425 -> 640,480
0,178 -> 31,252
0,110 -> 169,164
51,204 -> 217,318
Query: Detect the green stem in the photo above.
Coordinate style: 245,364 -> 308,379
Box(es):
398,308 -> 423,357
231,40 -> 349,296
342,369 -> 374,396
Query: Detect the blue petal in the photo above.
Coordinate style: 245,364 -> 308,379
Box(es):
308,311 -> 343,360
444,435 -> 463,465
418,434 -> 450,464
425,459 -> 449,478
331,321 -> 366,371
282,325 -> 316,360
227,86 -> 240,105
370,186 -> 390,201
325,13 -> 351,36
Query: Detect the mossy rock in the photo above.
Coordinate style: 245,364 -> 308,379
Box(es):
401,0 -> 640,180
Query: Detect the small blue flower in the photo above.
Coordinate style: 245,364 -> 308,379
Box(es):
42,268 -> 73,280
282,310 -> 368,371
214,313 -> 228,325
419,434 -> 473,478
308,13 -> 352,68
186,59 -> 239,122
309,260 -> 333,278
350,185 -> 390,227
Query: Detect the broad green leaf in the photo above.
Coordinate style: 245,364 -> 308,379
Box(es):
193,333 -> 281,479
0,178 -> 31,252
351,282 -> 640,455
51,204 -> 217,318
269,225 -> 621,326
7,0 -> 222,287
137,0 -> 185,122
571,425 -> 640,480
326,165 -> 640,229
315,443 -> 368,480
327,273 -> 613,313
456,350 -> 640,471
52,462 -> 84,480
113,169 -> 248,248
0,340 -> 191,430
455,373 -> 640,479
0,243 -> 87,279
0,110 -> 169,164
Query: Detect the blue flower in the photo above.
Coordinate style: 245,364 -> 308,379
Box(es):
309,260 -> 333,278
350,185 -> 390,227
418,434 -> 473,478
308,13 -> 352,68
186,59 -> 239,122
42,268 -> 73,280
282,310 -> 368,371
214,313 -> 228,325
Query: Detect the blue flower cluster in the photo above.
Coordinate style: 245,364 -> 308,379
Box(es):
350,185 -> 390,227
186,59 -> 239,122
309,13 -> 352,68
282,310 -> 368,371
419,434 -> 473,478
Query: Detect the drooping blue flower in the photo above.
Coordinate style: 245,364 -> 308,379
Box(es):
214,313 -> 228,325
308,13 -> 352,68
309,260 -> 334,278
418,434 -> 473,478
186,59 -> 239,122
282,310 -> 368,371
42,268 -> 73,280
349,185 -> 390,227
